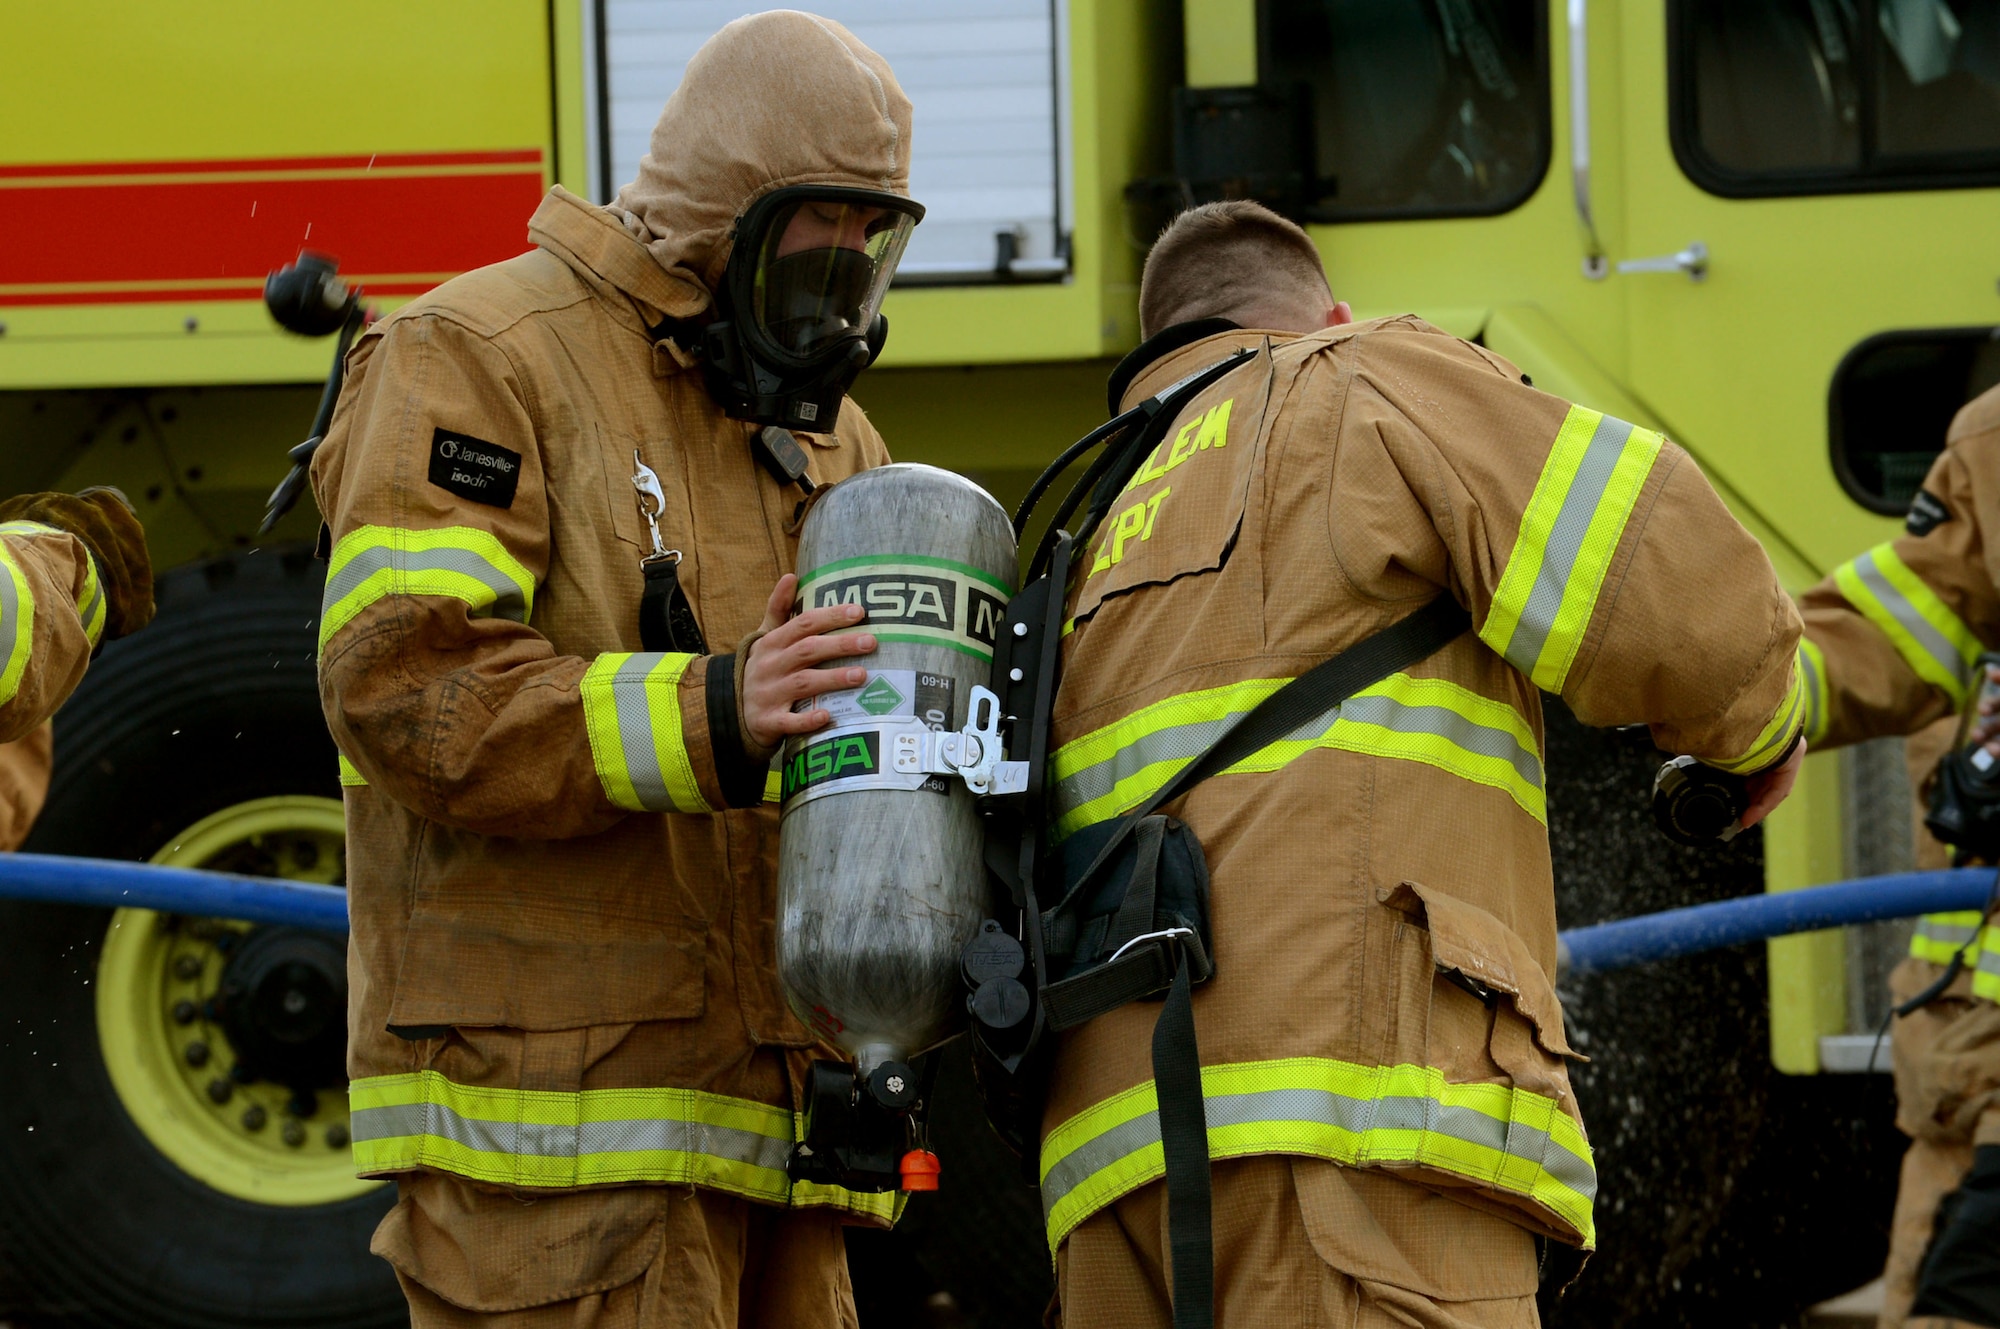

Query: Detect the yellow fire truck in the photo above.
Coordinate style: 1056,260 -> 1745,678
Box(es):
3,1 -> 1997,1324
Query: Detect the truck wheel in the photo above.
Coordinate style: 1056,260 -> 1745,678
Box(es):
0,546 -> 403,1329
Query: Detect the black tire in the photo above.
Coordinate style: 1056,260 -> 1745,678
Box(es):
0,546 -> 403,1329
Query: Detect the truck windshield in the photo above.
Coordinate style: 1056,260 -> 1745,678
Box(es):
1674,0 -> 2000,195
1260,0 -> 1549,220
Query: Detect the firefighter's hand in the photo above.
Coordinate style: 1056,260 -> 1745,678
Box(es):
0,487 -> 154,641
740,574 -> 876,754
1740,738 -> 1807,831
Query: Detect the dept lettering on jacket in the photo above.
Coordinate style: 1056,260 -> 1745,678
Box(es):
428,428 -> 522,509
1119,397 -> 1234,496
809,572 -> 1006,648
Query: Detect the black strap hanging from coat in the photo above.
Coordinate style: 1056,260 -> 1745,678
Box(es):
630,449 -> 709,655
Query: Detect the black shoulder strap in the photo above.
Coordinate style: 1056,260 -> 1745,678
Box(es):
1063,594 -> 1473,909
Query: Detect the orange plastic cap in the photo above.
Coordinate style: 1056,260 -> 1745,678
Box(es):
899,1149 -> 941,1192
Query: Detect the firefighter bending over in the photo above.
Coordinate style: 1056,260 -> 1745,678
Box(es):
311,14 -> 924,1327
1798,382 -> 2000,1329
1037,201 -> 1806,1327
0,488 -> 153,849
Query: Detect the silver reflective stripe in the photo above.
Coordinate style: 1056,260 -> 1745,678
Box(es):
77,575 -> 103,636
608,654 -> 674,810
1978,948 -> 2000,980
1917,918 -> 1981,949
1504,413 -> 1634,673
350,1101 -> 793,1173
1340,694 -> 1543,792
1800,653 -> 1824,742
323,544 -> 530,622
1040,1083 -> 1597,1222
1853,550 -> 1968,689
1052,711 -> 1246,821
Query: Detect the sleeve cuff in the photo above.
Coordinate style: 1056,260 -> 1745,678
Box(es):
580,652 -> 714,813
705,652 -> 771,809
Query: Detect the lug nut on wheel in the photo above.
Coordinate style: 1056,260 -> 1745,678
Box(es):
326,1123 -> 349,1149
171,999 -> 197,1025
173,954 -> 203,980
281,1120 -> 305,1147
241,1105 -> 267,1132
184,1040 -> 209,1068
206,1077 -> 231,1104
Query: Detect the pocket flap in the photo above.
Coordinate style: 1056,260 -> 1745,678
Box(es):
1391,880 -> 1579,1060
372,1173 -> 664,1312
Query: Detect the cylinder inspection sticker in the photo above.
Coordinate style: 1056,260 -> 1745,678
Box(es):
781,671 -> 960,808
796,555 -> 1012,662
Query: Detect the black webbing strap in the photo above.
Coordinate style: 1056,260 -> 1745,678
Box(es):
1155,958 -> 1212,1329
639,557 -> 708,655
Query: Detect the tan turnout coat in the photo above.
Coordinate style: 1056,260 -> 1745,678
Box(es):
310,12 -> 915,1310
1038,320 -> 1804,1260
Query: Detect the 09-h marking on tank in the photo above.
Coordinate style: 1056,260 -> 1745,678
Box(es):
796,554 -> 1013,662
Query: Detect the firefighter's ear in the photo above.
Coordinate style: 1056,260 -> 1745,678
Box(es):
1324,301 -> 1354,329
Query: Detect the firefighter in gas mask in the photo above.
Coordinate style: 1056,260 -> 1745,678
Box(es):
1798,383 -> 2000,1329
310,13 -> 921,1326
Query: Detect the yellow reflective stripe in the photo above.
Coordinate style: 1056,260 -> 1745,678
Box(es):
1834,544 -> 1981,707
580,653 -> 712,813
1482,407 -> 1663,692
337,754 -> 368,788
320,524 -> 535,654
764,769 -> 782,804
346,1069 -> 893,1219
1038,1056 -> 1596,1255
1709,657 -> 1806,775
1975,927 -> 2000,1002
1799,639 -> 1829,747
1050,672 -> 1544,842
0,522 -> 109,650
0,537 -> 35,710
1913,910 -> 1988,965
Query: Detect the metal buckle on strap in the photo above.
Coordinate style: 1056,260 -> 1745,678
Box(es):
888,685 -> 1029,795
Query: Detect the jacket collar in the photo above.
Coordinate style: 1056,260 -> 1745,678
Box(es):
527,186 -> 710,330
1115,323 -> 1290,414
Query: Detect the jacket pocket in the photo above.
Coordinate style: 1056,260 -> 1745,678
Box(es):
371,1171 -> 665,1312
1067,368 -> 1265,626
1374,880 -> 1595,1246
596,423 -> 694,556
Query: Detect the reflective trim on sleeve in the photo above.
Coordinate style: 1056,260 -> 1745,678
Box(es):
1481,407 -> 1664,693
1799,639 -> 1829,747
1038,1056 -> 1596,1255
1050,671 -> 1545,843
319,525 -> 536,654
0,537 -> 35,711
764,769 -> 783,804
1911,911 -> 1984,967
1708,656 -> 1806,775
337,754 -> 368,788
347,1069 -> 897,1221
580,652 -> 713,813
0,521 -> 107,649
1974,930 -> 2000,1003
1833,544 -> 1981,707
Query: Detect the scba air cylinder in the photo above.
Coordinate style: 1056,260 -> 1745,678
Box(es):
776,464 -> 1016,1075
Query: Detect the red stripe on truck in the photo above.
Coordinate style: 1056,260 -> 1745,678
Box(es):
0,152 -> 546,306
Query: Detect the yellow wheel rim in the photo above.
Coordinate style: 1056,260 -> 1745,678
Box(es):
96,795 -> 383,1206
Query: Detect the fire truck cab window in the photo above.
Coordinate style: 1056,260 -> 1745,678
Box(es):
1675,0 -> 2000,194
1260,0 -> 1549,220
1832,329 -> 2000,514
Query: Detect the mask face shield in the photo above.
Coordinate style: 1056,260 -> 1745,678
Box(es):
735,188 -> 921,369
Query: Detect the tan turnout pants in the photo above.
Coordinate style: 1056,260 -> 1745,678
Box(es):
1054,1155 -> 1544,1328
375,1172 -> 858,1329
1884,955 -> 2000,1329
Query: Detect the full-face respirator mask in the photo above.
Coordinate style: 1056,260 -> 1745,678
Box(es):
692,185 -> 924,434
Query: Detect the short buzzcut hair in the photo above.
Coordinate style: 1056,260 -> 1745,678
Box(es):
1138,200 -> 1333,340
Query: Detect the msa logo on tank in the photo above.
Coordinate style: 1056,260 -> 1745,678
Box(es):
783,730 -> 883,800
796,555 -> 1011,662
782,669 -> 958,802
